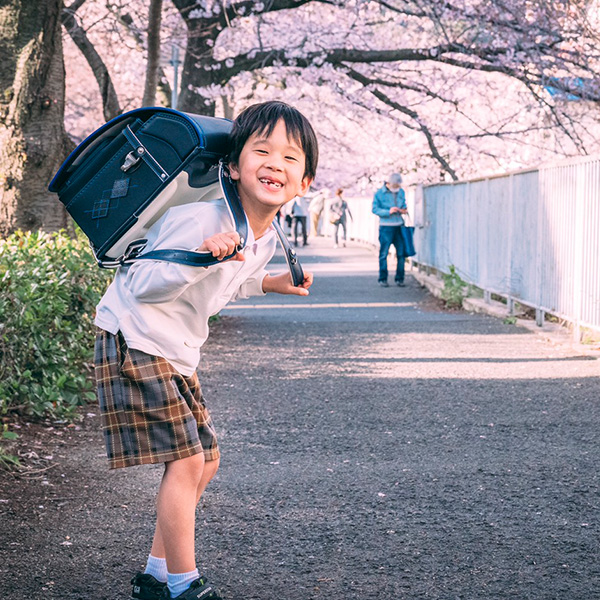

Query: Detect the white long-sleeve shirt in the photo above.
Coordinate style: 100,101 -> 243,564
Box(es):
95,199 -> 277,376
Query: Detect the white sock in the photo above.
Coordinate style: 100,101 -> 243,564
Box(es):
144,554 -> 168,583
168,568 -> 199,598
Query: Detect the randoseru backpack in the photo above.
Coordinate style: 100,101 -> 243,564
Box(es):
48,107 -> 303,284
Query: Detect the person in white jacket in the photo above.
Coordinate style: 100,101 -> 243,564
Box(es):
308,187 -> 329,237
94,101 -> 318,600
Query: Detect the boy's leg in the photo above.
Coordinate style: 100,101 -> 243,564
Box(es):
152,453 -> 206,573
150,456 -> 220,562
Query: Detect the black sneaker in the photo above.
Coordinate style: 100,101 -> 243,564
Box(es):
165,576 -> 222,599
131,573 -> 167,600
378,280 -> 389,287
395,280 -> 406,287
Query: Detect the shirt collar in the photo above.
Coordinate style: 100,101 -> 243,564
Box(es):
245,222 -> 276,255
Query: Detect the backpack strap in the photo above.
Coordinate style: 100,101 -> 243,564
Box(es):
121,161 -> 305,285
272,218 -> 304,287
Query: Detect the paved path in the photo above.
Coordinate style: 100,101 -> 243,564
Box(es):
2,237 -> 599,600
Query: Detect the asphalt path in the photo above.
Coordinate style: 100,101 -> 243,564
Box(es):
2,236 -> 599,600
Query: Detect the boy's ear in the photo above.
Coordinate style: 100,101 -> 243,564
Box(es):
298,176 -> 313,197
228,162 -> 240,181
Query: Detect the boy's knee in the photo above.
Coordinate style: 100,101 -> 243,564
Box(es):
166,452 -> 206,485
205,456 -> 220,479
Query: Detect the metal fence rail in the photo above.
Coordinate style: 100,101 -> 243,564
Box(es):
337,158 -> 600,338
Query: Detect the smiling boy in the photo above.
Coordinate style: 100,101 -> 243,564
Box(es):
93,101 -> 318,600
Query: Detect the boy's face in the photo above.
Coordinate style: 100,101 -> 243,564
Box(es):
229,119 -> 312,212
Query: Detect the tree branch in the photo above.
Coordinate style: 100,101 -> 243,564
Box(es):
61,2 -> 121,120
106,4 -> 172,107
345,67 -> 458,180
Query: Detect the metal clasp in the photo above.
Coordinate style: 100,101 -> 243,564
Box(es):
121,151 -> 142,172
120,240 -> 148,263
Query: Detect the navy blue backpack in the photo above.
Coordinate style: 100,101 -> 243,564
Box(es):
49,107 -> 303,284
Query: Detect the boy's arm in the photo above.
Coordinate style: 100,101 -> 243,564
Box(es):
127,229 -> 243,303
262,271 -> 313,296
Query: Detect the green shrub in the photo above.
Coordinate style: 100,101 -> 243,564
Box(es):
441,264 -> 468,309
0,230 -> 111,420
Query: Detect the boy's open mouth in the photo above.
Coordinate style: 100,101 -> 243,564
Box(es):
259,177 -> 283,189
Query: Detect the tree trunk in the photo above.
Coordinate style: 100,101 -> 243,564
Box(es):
108,5 -> 171,107
0,0 -> 71,235
171,0 -> 219,116
142,0 -> 163,107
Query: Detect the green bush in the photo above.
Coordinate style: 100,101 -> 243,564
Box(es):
0,230 -> 111,420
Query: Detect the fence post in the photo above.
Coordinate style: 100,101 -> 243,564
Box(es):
535,169 -> 545,327
572,162 -> 585,342
506,174 -> 514,313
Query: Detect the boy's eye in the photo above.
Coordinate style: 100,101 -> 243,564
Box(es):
285,155 -> 298,161
255,149 -> 268,155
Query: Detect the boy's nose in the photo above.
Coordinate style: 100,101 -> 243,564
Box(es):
265,156 -> 284,171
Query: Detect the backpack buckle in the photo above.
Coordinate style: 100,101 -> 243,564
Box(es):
121,151 -> 142,172
120,240 -> 148,264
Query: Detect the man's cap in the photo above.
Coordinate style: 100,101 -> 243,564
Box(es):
387,173 -> 402,184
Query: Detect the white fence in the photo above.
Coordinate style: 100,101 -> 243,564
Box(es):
336,158 -> 600,338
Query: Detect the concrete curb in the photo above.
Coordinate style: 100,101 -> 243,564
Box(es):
412,269 -> 600,356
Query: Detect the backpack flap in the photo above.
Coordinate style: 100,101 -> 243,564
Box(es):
48,108 -> 232,265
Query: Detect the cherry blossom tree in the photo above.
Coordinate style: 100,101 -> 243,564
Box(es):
168,0 -> 600,183
64,0 -> 600,188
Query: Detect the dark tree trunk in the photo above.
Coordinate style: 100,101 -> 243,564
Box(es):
142,0 -> 163,107
0,0 -> 71,235
171,0 -> 220,116
108,5 -> 172,107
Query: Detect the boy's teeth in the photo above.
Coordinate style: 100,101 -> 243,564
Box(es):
260,178 -> 282,188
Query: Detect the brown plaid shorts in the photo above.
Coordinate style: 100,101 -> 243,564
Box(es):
94,329 -> 219,469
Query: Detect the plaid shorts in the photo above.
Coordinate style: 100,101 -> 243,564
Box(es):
94,329 -> 219,469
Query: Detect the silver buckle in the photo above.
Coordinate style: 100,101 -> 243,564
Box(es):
121,240 -> 148,263
121,151 -> 141,172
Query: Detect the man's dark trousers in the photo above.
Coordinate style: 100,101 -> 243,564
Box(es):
378,225 -> 406,283
293,216 -> 308,246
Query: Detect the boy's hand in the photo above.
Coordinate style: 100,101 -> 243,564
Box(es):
263,271 -> 313,296
198,231 -> 245,262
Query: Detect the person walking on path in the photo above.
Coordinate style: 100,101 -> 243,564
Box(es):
93,101 -> 317,600
329,188 -> 353,248
308,188 -> 329,237
372,173 -> 411,287
291,193 -> 310,247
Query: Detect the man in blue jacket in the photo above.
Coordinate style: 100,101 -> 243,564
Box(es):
372,173 -> 409,287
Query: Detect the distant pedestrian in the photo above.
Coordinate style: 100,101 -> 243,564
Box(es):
372,173 -> 414,287
329,188 -> 353,248
291,194 -> 310,246
308,188 -> 329,237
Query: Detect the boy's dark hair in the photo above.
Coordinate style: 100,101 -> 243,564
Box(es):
228,101 -> 318,181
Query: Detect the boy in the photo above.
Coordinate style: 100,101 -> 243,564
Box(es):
94,101 -> 318,600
